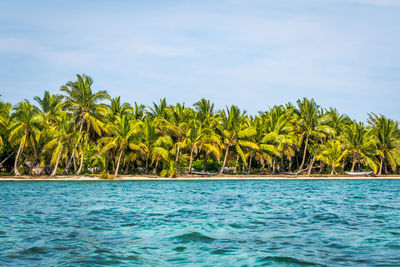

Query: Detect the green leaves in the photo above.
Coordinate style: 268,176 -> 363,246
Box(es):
2,77 -> 400,177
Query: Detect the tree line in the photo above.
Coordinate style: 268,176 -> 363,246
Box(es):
0,74 -> 399,177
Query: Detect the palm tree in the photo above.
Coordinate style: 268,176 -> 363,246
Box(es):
151,135 -> 173,175
322,108 -> 351,137
147,98 -> 169,119
368,114 -> 400,175
194,98 -> 215,124
0,98 -> 12,149
107,96 -> 132,119
316,139 -> 345,175
34,91 -> 63,124
159,103 -> 189,163
259,105 -> 296,172
8,101 -> 42,175
217,105 -> 258,174
99,115 -> 141,176
296,98 -> 333,173
44,111 -> 76,176
341,122 -> 377,173
60,74 -> 110,174
182,116 -> 202,174
132,102 -> 146,120
136,116 -> 160,174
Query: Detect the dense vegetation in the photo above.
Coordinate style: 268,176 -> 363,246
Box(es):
1,74 -> 399,177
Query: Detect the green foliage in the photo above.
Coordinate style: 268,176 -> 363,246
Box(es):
191,159 -> 220,172
1,76 -> 399,177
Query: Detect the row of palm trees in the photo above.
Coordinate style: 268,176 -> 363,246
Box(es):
0,74 -> 399,177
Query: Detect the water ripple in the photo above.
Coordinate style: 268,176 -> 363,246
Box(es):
0,180 -> 399,266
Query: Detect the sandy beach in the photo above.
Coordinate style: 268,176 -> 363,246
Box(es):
1,175 -> 400,181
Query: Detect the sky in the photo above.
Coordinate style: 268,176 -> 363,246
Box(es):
0,0 -> 399,121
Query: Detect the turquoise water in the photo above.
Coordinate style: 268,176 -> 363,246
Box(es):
0,181 -> 399,266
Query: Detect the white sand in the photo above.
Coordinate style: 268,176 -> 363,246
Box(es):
1,175 -> 400,181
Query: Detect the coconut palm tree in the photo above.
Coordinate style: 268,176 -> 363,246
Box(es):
44,111 -> 76,176
34,91 -> 63,124
341,122 -> 377,173
132,102 -> 146,120
217,105 -> 258,174
296,98 -> 334,173
260,105 -> 297,172
0,98 -> 12,149
316,139 -> 345,175
99,115 -> 141,176
194,98 -> 215,124
107,96 -> 132,120
8,101 -> 42,175
136,116 -> 161,174
368,114 -> 400,175
147,98 -> 169,119
60,74 -> 110,174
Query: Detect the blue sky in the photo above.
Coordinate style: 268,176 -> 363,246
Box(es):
0,0 -> 399,121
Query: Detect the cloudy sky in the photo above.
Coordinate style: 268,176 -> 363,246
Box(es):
0,0 -> 399,120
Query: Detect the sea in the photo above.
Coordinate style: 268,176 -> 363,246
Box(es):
0,180 -> 399,266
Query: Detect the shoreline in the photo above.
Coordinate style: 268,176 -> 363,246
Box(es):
1,174 -> 400,181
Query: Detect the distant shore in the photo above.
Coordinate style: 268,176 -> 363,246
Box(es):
1,174 -> 400,181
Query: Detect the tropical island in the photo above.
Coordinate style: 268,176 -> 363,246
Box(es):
0,74 -> 399,179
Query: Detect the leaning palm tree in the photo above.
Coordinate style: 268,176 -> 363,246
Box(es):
8,101 -> 42,175
44,111 -> 76,176
368,114 -> 400,175
60,74 -> 110,174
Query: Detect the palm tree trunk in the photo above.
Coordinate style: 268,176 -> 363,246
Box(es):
76,135 -> 85,175
248,154 -> 252,174
153,160 -> 159,175
298,134 -> 309,172
272,157 -> 276,172
68,119 -> 85,173
14,140 -> 23,176
175,146 -> 180,163
124,161 -> 129,174
188,146 -> 194,174
219,145 -> 230,174
0,152 -> 14,168
288,157 -> 292,172
145,155 -> 149,174
77,148 -> 84,175
203,154 -> 208,172
331,164 -> 336,175
351,157 -> 357,172
378,156 -> 383,175
114,149 -> 124,176
51,146 -> 63,176
307,156 -> 315,175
